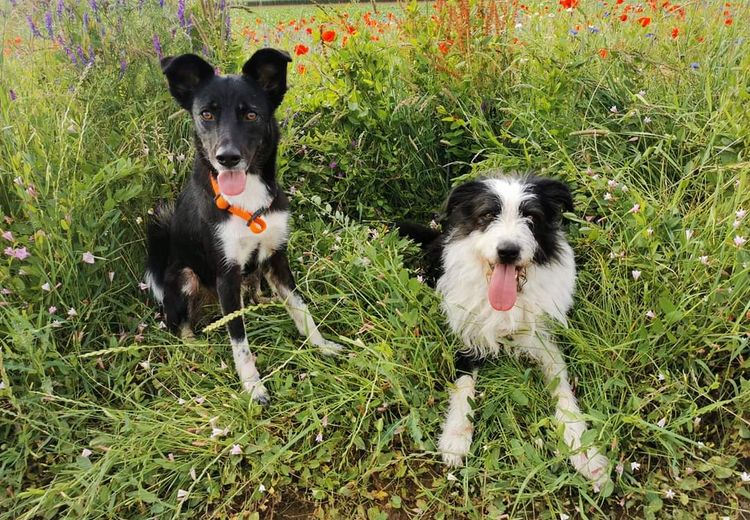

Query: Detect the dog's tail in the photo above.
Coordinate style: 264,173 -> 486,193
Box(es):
145,203 -> 173,305
395,221 -> 441,248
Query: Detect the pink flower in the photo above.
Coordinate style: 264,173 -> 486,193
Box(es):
5,246 -> 30,260
645,309 -> 655,319
628,203 -> 641,214
736,208 -> 746,220
82,251 -> 95,264
615,463 -> 624,476
49,306 -> 58,314
2,230 -> 13,241
734,235 -> 747,247
315,432 -> 323,443
230,444 -> 243,455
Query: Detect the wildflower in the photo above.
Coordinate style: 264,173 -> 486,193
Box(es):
560,515 -> 570,520
178,397 -> 186,405
296,63 -> 306,75
27,16 -> 42,38
699,255 -> 709,265
446,473 -> 458,481
329,161 -> 338,169
82,251 -> 95,264
657,417 -> 667,427
9,89 -> 16,101
638,17 -> 651,27
67,308 -> 77,317
258,484 -> 266,493
44,12 -> 54,39
598,48 -> 608,59
620,14 -> 628,21
152,35 -> 163,60
736,208 -> 746,220
81,448 -> 92,458
603,192 -> 613,201
671,27 -> 679,39
321,30 -> 336,43
658,372 -> 665,381
615,462 -> 624,476
690,62 -> 699,70
685,229 -> 694,240
195,396 -> 206,404
230,444 -> 242,455
733,220 -> 741,229
568,29 -> 578,36
741,472 -> 750,482
177,0 -> 186,27
167,453 -> 175,462
631,270 -> 641,280
42,282 -> 51,291
645,310 -> 655,319
631,461 -> 641,471
734,235 -> 747,247
725,18 -> 733,26
49,306 -> 58,314
2,231 -> 13,241
177,489 -> 189,501
438,41 -> 451,54
5,247 -> 30,260
52,320 -> 62,328
610,105 -> 618,113
189,467 -> 197,480
664,489 -> 675,499
416,275 -> 424,283
644,116 -> 652,123
628,204 -> 641,214
293,44 -> 308,56
108,271 -> 115,282
211,427 -> 228,438
315,432 -> 323,442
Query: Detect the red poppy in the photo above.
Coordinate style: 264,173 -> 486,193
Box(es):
599,48 -> 608,58
321,30 -> 336,43
294,44 -> 309,56
616,0 -> 624,3
296,63 -> 306,75
438,40 -> 451,54
620,14 -> 628,21
346,25 -> 356,35
671,27 -> 679,38
725,18 -> 733,25
306,28 -> 312,35
559,0 -> 579,8
638,17 -> 651,27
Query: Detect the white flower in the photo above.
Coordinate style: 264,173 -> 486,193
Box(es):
230,444 -> 243,456
0,381 -> 5,390
631,461 -> 641,471
608,179 -> 618,190
177,398 -> 186,405
139,360 -> 150,370
108,271 -> 115,282
515,22 -> 522,28
321,415 -> 329,428
658,372 -> 665,381
258,483 -> 266,493
644,116 -> 652,124
664,489 -> 675,499
41,282 -> 50,291
446,473 -> 458,482
685,229 -> 694,240
615,463 -> 624,476
603,192 -> 613,201
638,90 -> 646,97
315,432 -> 323,443
168,453 -> 175,462
194,396 -> 205,405
736,208 -> 746,220
416,275 -> 424,283
628,203 -> 641,214
52,320 -> 62,328
135,216 -> 143,225
645,310 -> 656,319
176,153 -> 186,161
694,417 -> 701,427
82,251 -> 96,264
657,417 -> 667,428
177,489 -> 189,501
741,471 -> 750,482
81,448 -> 92,458
734,235 -> 746,247
211,427 -> 228,439
560,514 -> 570,520
189,467 -> 197,480
67,308 -> 77,317
631,270 -> 641,280
157,321 -> 167,329
610,105 -> 618,113
699,255 -> 709,265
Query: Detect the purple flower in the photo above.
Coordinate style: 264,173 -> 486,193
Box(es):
645,33 -> 655,39
83,12 -> 89,31
89,0 -> 98,15
152,34 -> 163,60
56,0 -> 65,17
119,57 -> 128,78
177,0 -> 186,28
9,89 -> 16,101
76,45 -> 87,65
88,46 -> 95,65
159,0 -> 165,7
64,46 -> 78,65
27,16 -> 42,37
568,29 -> 578,36
45,12 -> 54,38
329,161 -> 338,169
588,26 -> 600,33
225,12 -> 231,40
690,62 -> 699,70
2,231 -> 14,241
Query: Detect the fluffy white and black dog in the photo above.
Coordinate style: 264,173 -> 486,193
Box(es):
399,174 -> 610,486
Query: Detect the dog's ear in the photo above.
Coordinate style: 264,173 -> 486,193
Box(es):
529,178 -> 574,221
242,48 -> 292,109
445,180 -> 485,219
161,54 -> 215,110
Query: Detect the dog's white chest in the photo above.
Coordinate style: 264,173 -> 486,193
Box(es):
216,211 -> 289,267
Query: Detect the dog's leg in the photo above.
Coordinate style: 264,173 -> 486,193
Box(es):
514,331 -> 610,486
263,251 -> 343,355
438,353 -> 478,466
217,265 -> 269,404
163,267 -> 193,340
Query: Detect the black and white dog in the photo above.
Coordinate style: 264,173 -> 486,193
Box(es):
400,174 -> 610,486
146,50 -> 342,404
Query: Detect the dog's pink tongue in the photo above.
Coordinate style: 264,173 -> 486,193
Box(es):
488,264 -> 517,311
216,170 -> 246,196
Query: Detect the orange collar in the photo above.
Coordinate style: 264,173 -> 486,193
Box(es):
209,175 -> 268,234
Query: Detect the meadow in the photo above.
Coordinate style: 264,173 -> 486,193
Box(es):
1,0 -> 749,518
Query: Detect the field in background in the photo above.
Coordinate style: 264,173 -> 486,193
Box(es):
1,0 -> 749,518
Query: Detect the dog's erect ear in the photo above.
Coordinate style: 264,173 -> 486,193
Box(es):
530,178 -> 574,221
242,48 -> 292,108
161,54 -> 215,110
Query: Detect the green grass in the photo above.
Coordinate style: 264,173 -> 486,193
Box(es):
1,0 -> 749,518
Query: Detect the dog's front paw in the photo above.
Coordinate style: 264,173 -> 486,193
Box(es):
315,339 -> 344,356
570,447 -> 611,487
242,379 -> 270,405
438,428 -> 472,467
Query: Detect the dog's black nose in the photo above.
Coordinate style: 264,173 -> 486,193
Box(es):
497,245 -> 520,264
216,148 -> 241,168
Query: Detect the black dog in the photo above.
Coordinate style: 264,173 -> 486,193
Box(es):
146,50 -> 342,404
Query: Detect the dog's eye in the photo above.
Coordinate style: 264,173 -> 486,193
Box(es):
200,111 -> 214,121
479,211 -> 496,223
245,111 -> 258,121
